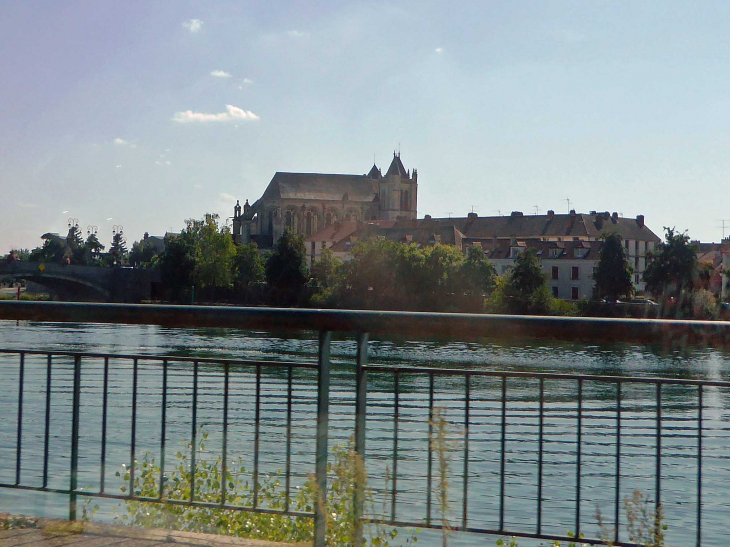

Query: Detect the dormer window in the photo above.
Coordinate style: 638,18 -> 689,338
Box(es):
549,248 -> 562,258
574,248 -> 589,259
510,247 -> 524,258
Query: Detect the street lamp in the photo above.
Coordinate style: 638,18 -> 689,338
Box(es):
112,225 -> 124,236
68,218 -> 79,229
87,225 -> 98,236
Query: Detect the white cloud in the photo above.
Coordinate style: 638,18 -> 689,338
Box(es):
287,30 -> 309,38
435,47 -> 443,53
113,138 -> 129,145
210,70 -> 232,78
182,19 -> 204,33
172,104 -> 260,123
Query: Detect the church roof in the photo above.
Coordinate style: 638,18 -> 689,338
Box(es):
385,153 -> 408,178
367,164 -> 382,179
254,172 -> 378,207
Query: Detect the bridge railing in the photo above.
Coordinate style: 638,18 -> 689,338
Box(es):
2,301 -> 730,547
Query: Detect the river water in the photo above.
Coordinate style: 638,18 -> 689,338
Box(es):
1,320 -> 729,546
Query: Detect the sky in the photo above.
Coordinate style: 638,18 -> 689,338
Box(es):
2,0 -> 730,253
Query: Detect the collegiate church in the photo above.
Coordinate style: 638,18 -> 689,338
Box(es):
232,152 -> 418,247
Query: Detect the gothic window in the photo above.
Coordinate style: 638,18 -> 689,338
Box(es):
306,211 -> 313,235
285,210 -> 292,230
267,210 -> 274,235
313,214 -> 319,233
404,190 -> 410,211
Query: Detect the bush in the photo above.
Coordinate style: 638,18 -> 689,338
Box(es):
117,432 -> 416,546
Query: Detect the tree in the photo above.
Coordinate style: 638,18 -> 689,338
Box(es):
643,227 -> 698,300
108,232 -> 128,266
84,233 -> 105,265
265,230 -> 308,305
595,232 -> 633,301
129,239 -> 158,269
310,247 -> 343,290
6,248 -> 30,261
190,214 -> 237,290
29,234 -> 67,263
510,249 -> 546,297
459,244 -> 497,298
234,242 -> 265,289
159,234 -> 195,302
502,249 -> 551,314
337,238 -> 401,310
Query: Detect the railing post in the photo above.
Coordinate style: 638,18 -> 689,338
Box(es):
354,333 -> 368,547
314,331 -> 332,547
69,354 -> 81,521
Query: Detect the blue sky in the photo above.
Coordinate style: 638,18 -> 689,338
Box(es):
2,1 -> 730,252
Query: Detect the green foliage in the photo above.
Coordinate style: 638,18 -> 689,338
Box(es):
311,247 -> 343,290
643,227 -> 698,300
691,288 -> 718,319
596,490 -> 666,547
233,242 -> 264,289
321,240 -> 496,312
108,232 -> 128,266
159,214 -> 237,301
84,233 -> 105,265
487,251 -> 554,314
510,249 -> 546,298
6,248 -> 30,261
461,244 -> 497,297
159,234 -> 196,302
190,215 -> 237,289
129,239 -> 158,269
117,433 -> 416,546
265,230 -> 309,305
29,235 -> 67,264
595,232 -> 633,301
549,296 -> 578,316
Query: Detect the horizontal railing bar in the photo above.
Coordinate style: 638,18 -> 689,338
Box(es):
0,483 -> 313,518
3,348 -> 730,387
3,301 -> 730,346
365,365 -> 730,387
0,349 -> 318,369
365,518 -> 642,547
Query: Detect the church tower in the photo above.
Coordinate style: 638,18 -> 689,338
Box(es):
378,152 -> 417,220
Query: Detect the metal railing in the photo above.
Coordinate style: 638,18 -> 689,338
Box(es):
2,301 -> 730,546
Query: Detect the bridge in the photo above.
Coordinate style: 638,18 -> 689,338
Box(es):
0,261 -> 159,302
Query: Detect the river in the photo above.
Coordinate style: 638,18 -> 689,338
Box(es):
1,320 -> 729,546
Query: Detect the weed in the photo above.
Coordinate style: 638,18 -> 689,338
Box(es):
116,430 -> 417,546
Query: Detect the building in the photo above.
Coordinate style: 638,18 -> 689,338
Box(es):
487,239 -> 601,300
233,152 -> 418,248
306,209 -> 661,296
434,210 -> 660,293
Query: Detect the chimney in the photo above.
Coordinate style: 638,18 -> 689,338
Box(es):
636,214 -> 645,228
424,214 -> 432,220
612,212 -> 618,223
595,216 -> 604,229
467,212 -> 478,220
570,209 -> 576,217
547,210 -> 555,219
144,232 -> 149,240
511,211 -> 523,217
